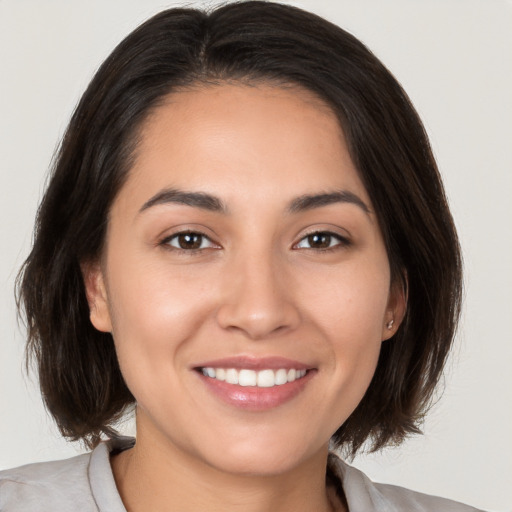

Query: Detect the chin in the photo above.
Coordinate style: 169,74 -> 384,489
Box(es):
197,431 -> 327,477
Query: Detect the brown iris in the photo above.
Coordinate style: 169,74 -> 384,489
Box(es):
306,233 -> 332,249
177,233 -> 203,249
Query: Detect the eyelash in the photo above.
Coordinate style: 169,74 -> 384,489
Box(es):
160,231 -> 219,253
159,230 -> 350,254
294,231 -> 351,252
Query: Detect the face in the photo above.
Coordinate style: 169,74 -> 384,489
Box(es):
85,84 -> 404,476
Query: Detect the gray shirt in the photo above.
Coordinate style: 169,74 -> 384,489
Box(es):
0,437 -> 484,511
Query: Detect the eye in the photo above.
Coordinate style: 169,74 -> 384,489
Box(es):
295,231 -> 349,250
161,231 -> 217,251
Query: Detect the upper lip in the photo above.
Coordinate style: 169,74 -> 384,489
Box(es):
193,356 -> 312,371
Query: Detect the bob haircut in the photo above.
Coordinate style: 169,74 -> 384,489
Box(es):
17,0 -> 462,455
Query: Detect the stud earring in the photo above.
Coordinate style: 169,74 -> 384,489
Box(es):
386,319 -> 394,330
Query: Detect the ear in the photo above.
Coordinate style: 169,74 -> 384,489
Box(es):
381,273 -> 408,341
81,261 -> 112,333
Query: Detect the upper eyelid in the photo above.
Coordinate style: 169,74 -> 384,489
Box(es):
293,230 -> 350,248
299,229 -> 348,239
159,224 -> 218,242
161,230 -> 218,247
296,228 -> 350,242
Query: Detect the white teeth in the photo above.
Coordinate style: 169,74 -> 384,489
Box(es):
275,368 -> 288,385
201,367 -> 308,387
225,368 -> 239,384
239,369 -> 257,387
257,369 -> 275,387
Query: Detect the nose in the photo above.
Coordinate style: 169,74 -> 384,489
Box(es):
215,251 -> 301,340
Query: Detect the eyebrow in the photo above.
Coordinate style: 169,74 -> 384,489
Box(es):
140,188 -> 228,214
139,187 -> 371,216
287,191 -> 371,215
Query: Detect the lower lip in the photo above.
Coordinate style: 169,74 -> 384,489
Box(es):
197,370 -> 315,411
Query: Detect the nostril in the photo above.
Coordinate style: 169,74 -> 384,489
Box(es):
215,298 -> 301,340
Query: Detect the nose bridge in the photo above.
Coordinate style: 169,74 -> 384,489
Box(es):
216,241 -> 300,339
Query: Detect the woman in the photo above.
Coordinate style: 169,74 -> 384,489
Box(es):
0,2 -> 485,511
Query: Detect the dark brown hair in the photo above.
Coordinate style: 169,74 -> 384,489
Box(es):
17,1 -> 462,455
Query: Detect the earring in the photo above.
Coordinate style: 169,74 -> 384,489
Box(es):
386,319 -> 394,330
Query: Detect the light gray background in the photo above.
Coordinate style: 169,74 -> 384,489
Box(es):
1,1 -> 511,511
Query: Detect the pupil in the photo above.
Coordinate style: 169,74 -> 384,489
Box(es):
309,233 -> 330,248
179,233 -> 201,249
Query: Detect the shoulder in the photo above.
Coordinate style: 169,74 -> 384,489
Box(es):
0,451 -> 96,511
0,437 -> 133,512
328,453 -> 486,512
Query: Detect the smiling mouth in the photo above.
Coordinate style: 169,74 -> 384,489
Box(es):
198,367 -> 308,388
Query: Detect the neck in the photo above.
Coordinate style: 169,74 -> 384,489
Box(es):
111,417 -> 341,512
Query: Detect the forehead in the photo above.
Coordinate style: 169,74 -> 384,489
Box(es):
117,83 -> 370,214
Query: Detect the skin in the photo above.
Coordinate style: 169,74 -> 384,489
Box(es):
84,84 -> 405,512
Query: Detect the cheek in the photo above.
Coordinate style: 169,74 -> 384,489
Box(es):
298,258 -> 389,408
105,255 -> 218,388
301,256 -> 390,343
